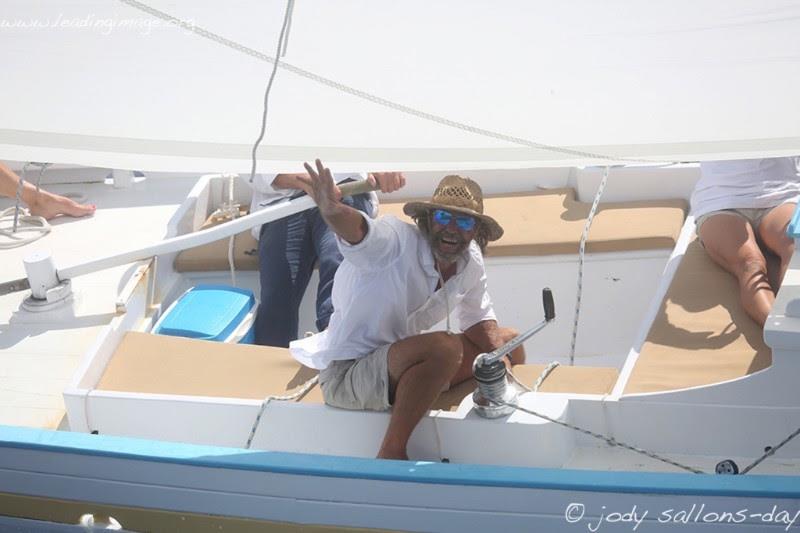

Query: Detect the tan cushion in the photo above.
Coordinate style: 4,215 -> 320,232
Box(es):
380,188 -> 687,257
175,188 -> 686,272
98,332 -> 323,403
623,239 -> 771,394
98,333 -> 619,411
510,364 -> 619,394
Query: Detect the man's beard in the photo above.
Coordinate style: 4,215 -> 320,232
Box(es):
428,230 -> 467,263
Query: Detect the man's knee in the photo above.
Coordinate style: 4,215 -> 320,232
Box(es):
426,332 -> 463,371
499,327 -> 519,343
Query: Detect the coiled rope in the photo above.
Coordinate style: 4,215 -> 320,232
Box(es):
1,163 -> 52,249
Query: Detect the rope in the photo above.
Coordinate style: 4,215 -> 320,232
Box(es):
116,0 -> 652,164
245,375 -> 319,449
246,0 -> 295,184
532,361 -> 560,392
280,0 -> 294,57
740,426 -> 800,475
497,400 -> 704,474
3,163 -> 52,248
569,166 -> 610,365
239,0 -> 307,450
507,368 -> 532,392
11,162 -> 30,232
0,207 -> 51,249
227,235 -> 237,287
33,162 -> 49,193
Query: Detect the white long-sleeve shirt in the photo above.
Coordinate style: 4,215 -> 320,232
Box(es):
290,214 -> 497,369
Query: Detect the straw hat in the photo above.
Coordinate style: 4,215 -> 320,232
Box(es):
403,175 -> 503,241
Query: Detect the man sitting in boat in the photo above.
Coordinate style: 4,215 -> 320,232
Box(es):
692,156 -> 799,326
249,169 -> 405,347
290,159 -> 524,460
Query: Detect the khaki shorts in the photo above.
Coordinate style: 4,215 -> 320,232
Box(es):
319,344 -> 392,411
695,207 -> 771,236
695,201 -> 798,238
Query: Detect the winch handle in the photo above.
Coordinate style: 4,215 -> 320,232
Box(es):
339,179 -> 380,197
543,287 -> 555,322
474,287 -> 557,368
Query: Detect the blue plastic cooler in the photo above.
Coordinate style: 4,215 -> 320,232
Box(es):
153,284 -> 256,344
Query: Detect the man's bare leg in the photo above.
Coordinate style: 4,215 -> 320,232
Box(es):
758,203 -> 796,288
449,327 -> 526,387
378,332 -> 463,460
698,213 -> 772,326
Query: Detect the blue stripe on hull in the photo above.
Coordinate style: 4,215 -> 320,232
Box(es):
1,424 -> 798,499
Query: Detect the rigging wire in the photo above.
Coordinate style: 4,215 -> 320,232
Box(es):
496,400 -> 705,474
741,426 -> 800,475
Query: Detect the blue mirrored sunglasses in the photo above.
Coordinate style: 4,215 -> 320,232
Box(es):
432,209 -> 476,231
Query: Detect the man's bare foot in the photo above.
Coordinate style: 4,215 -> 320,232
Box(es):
28,190 -> 95,220
377,445 -> 409,461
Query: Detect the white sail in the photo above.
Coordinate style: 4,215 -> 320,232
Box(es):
1,0 -> 799,171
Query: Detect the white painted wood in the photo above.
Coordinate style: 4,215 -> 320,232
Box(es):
0,175 -> 199,428
1,445 -> 798,532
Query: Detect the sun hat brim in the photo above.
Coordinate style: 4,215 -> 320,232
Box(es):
403,201 -> 504,241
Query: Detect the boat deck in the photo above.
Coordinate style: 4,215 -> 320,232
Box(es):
0,175 -> 200,429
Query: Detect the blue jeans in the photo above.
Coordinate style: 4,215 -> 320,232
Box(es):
254,193 -> 373,347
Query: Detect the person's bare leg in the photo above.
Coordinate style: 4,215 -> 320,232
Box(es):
764,251 -> 783,295
378,332 -> 462,460
449,327 -> 526,387
758,203 -> 796,288
698,213 -> 772,326
0,162 -> 95,219
27,189 -> 96,219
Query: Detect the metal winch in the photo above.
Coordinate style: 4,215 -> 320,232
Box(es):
472,288 -> 555,418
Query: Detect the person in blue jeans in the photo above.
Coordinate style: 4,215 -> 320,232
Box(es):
250,171 -> 406,347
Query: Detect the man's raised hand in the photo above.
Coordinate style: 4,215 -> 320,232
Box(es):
299,159 -> 343,216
